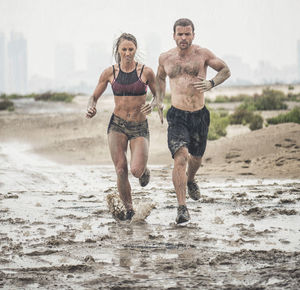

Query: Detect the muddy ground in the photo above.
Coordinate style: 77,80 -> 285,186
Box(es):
0,95 -> 300,289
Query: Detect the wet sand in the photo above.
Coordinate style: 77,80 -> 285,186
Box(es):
0,95 -> 300,289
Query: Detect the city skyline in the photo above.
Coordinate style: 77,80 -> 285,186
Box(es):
1,31 -> 300,94
1,0 -> 300,93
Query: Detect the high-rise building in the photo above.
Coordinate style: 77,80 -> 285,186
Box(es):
54,43 -> 75,83
86,42 -> 110,77
297,40 -> 300,80
7,32 -> 28,94
0,33 -> 5,93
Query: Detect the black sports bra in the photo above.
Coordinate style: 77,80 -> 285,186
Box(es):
111,63 -> 148,96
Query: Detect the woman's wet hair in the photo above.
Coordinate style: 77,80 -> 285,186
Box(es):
113,33 -> 137,63
173,18 -> 195,33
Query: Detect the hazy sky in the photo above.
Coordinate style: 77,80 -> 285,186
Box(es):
1,0 -> 300,78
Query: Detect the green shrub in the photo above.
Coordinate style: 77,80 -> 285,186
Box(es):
208,110 -> 229,140
0,93 -> 36,100
214,95 -> 230,103
213,94 -> 251,103
288,85 -> 294,90
267,107 -> 300,125
34,92 -> 75,102
253,88 -> 287,110
0,99 -> 14,111
229,106 -> 254,124
286,92 -> 300,102
249,114 -> 263,130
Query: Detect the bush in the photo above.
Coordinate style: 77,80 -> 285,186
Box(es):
34,92 -> 75,102
0,93 -> 36,100
229,106 -> 254,125
214,95 -> 230,103
214,94 -> 251,103
0,99 -> 14,111
253,88 -> 287,110
249,114 -> 263,130
286,92 -> 300,102
208,110 -> 229,140
267,107 -> 300,125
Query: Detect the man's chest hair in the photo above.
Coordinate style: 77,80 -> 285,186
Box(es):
167,61 -> 200,79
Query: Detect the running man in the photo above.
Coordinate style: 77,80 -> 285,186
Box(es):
156,18 -> 231,223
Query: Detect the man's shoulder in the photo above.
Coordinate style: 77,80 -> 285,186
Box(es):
192,45 -> 210,54
193,45 -> 212,57
159,48 -> 177,62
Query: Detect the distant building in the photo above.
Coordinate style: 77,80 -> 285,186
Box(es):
0,33 -> 5,93
7,32 -> 28,94
145,32 -> 162,73
221,55 -> 254,85
86,42 -> 110,77
54,43 -> 75,85
297,40 -> 300,80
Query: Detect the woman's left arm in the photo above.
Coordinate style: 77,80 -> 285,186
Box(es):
140,66 -> 164,124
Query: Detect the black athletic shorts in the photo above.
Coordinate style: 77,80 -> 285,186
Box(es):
107,114 -> 149,141
166,106 -> 210,158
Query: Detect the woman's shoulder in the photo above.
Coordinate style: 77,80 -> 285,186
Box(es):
137,63 -> 154,75
101,65 -> 117,77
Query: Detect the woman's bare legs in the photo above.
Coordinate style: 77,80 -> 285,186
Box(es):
108,131 -> 132,211
129,137 -> 149,178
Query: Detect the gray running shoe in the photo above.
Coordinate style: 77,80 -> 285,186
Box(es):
176,205 -> 190,224
187,180 -> 200,200
139,168 -> 150,187
126,209 -> 135,221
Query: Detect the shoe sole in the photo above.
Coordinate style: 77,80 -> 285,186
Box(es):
139,169 -> 150,187
176,216 -> 190,224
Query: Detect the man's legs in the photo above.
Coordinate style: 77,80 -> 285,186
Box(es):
187,155 -> 202,182
173,147 -> 190,224
173,147 -> 189,205
186,155 -> 202,201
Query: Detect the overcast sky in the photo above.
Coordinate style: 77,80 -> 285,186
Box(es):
1,0 -> 300,79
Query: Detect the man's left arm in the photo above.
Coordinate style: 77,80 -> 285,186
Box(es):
193,50 -> 231,92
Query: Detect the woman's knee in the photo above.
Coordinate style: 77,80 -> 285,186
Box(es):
130,165 -> 144,178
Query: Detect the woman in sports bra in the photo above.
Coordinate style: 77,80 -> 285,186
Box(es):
86,33 -> 163,221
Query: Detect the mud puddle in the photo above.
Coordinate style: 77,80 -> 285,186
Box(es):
0,143 -> 300,289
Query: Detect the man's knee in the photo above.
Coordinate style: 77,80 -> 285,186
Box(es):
190,155 -> 202,164
115,163 -> 128,177
174,147 -> 189,167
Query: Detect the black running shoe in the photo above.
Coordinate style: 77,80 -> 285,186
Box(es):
187,180 -> 200,201
126,209 -> 135,220
176,205 -> 190,224
139,168 -> 150,187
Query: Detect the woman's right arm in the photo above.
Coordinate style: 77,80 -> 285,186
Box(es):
86,67 -> 112,118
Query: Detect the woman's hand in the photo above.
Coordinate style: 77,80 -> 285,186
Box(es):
140,98 -> 164,124
86,107 -> 97,118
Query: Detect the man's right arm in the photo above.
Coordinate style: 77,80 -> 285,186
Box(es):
86,68 -> 110,118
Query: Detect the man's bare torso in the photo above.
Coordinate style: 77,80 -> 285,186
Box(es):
161,45 -> 208,111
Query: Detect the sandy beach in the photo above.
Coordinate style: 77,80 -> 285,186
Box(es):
0,93 -> 300,289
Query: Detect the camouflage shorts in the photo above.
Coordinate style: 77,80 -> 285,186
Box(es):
107,114 -> 149,141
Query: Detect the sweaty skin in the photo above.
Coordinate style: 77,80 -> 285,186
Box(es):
156,24 -> 231,209
157,26 -> 231,112
85,39 -> 160,212
86,40 -> 157,121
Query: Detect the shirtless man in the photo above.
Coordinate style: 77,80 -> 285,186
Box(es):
156,18 -> 231,224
